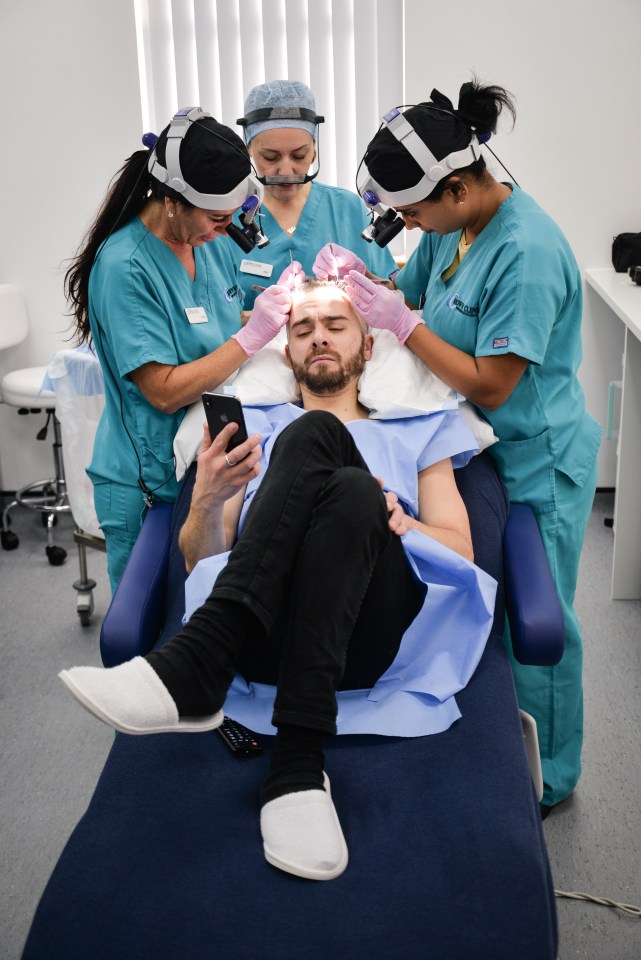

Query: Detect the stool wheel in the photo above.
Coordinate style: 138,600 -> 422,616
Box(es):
46,544 -> 67,566
1,529 -> 19,551
79,607 -> 92,627
73,581 -> 96,627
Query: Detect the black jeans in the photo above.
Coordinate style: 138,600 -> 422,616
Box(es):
151,411 -> 425,735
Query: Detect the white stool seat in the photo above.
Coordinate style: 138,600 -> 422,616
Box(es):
1,366 -> 56,409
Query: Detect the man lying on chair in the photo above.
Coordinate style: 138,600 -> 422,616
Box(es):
59,274 -> 495,883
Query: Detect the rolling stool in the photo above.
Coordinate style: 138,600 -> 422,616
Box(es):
1,365 -> 70,565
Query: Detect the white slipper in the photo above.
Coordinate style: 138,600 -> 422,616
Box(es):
260,774 -> 348,881
58,657 -> 223,735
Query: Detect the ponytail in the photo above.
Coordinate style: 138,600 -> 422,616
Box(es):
419,78 -> 516,204
64,150 -> 152,345
455,78 -> 516,138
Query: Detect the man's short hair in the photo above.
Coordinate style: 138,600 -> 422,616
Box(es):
289,277 -> 367,331
294,277 -> 347,293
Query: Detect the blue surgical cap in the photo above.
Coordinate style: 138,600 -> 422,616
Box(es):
242,80 -> 318,144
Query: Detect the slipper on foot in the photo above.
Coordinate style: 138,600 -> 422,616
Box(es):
58,657 -> 223,735
260,774 -> 348,881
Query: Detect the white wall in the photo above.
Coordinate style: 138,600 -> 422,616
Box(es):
0,0 -> 141,490
405,0 -> 641,486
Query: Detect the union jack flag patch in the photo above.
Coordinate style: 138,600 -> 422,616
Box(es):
493,337 -> 509,349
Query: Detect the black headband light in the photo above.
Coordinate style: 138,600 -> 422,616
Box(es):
237,107 -> 324,129
149,106 -> 264,209
357,105 -> 481,247
147,106 -> 269,251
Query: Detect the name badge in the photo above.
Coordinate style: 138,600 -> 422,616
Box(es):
185,307 -> 208,324
239,259 -> 274,278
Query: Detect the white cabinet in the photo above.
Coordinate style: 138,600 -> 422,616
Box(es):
585,269 -> 641,599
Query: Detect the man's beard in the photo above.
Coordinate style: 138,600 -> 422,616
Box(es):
290,339 -> 367,396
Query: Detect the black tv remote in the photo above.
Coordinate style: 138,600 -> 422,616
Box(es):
217,717 -> 263,758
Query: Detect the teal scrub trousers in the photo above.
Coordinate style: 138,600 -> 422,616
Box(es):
93,480 -> 151,591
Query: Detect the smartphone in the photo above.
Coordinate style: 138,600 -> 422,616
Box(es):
202,392 -> 249,454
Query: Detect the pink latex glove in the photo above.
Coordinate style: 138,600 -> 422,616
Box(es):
277,260 -> 305,290
313,242 -> 366,280
232,284 -> 291,357
344,271 -> 422,345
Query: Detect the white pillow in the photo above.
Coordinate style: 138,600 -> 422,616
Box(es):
359,328 -> 457,417
173,328 -> 497,480
230,327 -> 294,405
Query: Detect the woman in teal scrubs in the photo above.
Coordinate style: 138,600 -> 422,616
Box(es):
320,80 -> 601,813
233,80 -> 397,313
65,109 -> 291,589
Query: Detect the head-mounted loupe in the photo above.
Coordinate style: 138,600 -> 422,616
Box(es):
357,106 -> 481,246
237,106 -> 325,186
359,190 -> 405,248
226,195 -> 270,253
149,107 -> 268,251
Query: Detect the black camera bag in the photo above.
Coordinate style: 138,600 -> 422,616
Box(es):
612,233 -> 641,272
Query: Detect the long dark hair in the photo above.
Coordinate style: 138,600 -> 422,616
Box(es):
64,150 -> 154,344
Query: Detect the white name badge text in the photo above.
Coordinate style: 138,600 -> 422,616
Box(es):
185,307 -> 208,324
239,259 -> 274,278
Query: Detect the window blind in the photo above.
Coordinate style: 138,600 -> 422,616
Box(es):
133,0 -> 404,197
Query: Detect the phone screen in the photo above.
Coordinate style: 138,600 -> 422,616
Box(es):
202,393 -> 249,453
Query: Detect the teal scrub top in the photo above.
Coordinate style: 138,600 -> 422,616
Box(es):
87,216 -> 244,501
395,186 -> 601,513
232,181 -> 398,310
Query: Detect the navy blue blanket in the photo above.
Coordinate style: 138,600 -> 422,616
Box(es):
22,630 -> 556,960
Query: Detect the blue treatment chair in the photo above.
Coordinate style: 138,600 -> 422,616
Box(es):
22,453 -> 564,960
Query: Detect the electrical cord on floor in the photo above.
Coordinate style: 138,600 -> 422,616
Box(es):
554,889 -> 641,917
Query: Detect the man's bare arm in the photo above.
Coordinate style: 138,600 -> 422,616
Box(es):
386,458 -> 473,561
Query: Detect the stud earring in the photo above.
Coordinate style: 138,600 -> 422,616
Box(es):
168,211 -> 174,219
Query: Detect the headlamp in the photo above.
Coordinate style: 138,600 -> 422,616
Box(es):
226,195 -> 270,253
359,190 -> 405,248
357,105 -> 481,246
149,107 -> 264,211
